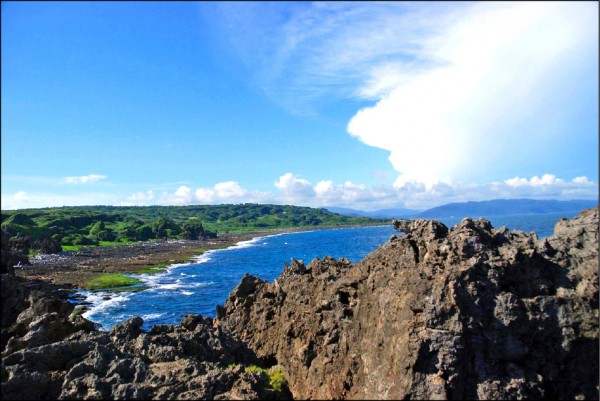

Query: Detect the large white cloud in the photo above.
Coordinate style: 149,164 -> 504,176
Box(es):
215,2 -> 597,187
346,2 -> 597,187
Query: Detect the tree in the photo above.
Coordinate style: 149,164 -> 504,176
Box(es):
182,219 -> 204,240
151,217 -> 179,239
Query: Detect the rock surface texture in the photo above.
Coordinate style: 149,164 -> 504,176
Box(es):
2,208 -> 598,400
1,275 -> 289,400
218,208 -> 599,400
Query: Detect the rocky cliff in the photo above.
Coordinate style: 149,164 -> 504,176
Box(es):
1,273 -> 290,400
1,208 -> 598,400
217,208 -> 598,399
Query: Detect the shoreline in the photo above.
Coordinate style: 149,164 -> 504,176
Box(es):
15,222 -> 389,289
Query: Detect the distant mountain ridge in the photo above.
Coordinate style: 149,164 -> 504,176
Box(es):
417,199 -> 598,218
327,199 -> 598,220
325,207 -> 420,219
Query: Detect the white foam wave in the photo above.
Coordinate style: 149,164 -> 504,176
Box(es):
82,293 -> 131,320
181,291 -> 194,296
141,313 -> 164,320
236,237 -> 263,248
149,281 -> 214,291
158,283 -> 184,290
190,254 -> 212,264
189,281 -> 214,288
166,262 -> 193,270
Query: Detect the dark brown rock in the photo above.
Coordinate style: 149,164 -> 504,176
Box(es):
31,238 -> 62,255
219,208 -> 599,400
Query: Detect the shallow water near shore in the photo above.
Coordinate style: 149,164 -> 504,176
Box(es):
78,212 -> 578,330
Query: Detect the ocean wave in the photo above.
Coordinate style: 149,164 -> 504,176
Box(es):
157,283 -> 184,290
189,281 -> 214,288
181,291 -> 194,296
231,237 -> 263,249
141,312 -> 164,320
146,281 -> 214,292
82,293 -> 131,321
166,261 -> 194,270
191,254 -> 212,264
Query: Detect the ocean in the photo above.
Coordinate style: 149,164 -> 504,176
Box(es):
79,211 -> 579,330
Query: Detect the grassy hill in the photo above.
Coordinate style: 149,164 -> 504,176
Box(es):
1,204 -> 386,251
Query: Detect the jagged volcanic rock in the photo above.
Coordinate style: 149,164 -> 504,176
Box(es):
2,208 -> 597,400
217,208 -> 599,400
1,275 -> 289,400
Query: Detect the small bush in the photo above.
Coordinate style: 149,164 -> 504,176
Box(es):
244,365 -> 288,393
268,368 -> 287,393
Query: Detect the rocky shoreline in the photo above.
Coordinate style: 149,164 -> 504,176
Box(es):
14,224 -> 384,289
1,210 -> 597,399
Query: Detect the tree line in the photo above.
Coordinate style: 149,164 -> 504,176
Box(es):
1,204 -> 384,270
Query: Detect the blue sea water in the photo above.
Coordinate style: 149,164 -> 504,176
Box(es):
79,211 -> 579,330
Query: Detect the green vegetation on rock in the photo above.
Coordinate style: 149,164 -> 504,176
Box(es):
136,263 -> 172,275
69,306 -> 87,321
85,274 -> 143,290
244,365 -> 288,393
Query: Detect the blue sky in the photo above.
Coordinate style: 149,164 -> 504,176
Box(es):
2,1 -> 598,210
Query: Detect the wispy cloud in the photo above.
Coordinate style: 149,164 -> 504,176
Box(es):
214,2 -> 453,113
62,174 -> 107,184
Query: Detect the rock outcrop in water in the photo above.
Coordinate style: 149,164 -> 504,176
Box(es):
1,208 -> 598,400
217,208 -> 598,399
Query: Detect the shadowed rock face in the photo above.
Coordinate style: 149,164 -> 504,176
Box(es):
217,208 -> 598,400
1,208 -> 598,400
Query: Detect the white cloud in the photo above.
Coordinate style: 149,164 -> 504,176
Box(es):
194,181 -> 251,204
274,173 -> 314,198
573,176 -> 593,185
216,2 -> 596,186
115,172 -> 596,211
12,191 -> 30,202
314,173 -> 597,210
346,2 -> 598,187
214,181 -> 247,198
126,190 -> 155,204
272,173 -> 597,210
158,186 -> 194,205
1,191 -> 120,210
2,172 -> 596,211
62,174 -> 107,184
506,174 -> 567,188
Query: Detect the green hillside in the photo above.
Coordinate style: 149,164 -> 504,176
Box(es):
1,204 -> 385,251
